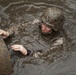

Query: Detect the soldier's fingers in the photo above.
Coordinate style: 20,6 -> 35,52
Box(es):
12,48 -> 20,51
0,32 -> 2,35
11,44 -> 20,47
11,46 -> 20,49
3,36 -> 7,38
0,30 -> 5,35
11,47 -> 20,50
11,45 -> 18,48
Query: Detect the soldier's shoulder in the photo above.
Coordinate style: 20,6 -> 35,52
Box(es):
32,19 -> 40,24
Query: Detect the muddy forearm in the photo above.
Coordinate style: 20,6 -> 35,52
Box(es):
50,37 -> 63,50
6,28 -> 14,36
5,25 -> 20,36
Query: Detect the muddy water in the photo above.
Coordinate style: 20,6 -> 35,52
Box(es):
0,0 -> 76,75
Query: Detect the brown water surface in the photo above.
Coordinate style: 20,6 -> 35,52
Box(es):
0,0 -> 76,75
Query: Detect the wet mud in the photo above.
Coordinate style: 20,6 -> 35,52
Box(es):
0,0 -> 76,75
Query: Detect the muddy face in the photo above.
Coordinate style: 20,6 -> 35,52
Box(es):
41,23 -> 52,35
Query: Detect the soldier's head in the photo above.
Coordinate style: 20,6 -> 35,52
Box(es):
40,7 -> 65,35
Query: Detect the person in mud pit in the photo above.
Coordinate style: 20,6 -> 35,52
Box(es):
0,7 -> 65,56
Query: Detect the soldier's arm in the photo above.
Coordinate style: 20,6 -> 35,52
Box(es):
5,25 -> 18,36
50,37 -> 63,50
32,19 -> 40,24
0,23 -> 26,38
6,22 -> 30,36
7,23 -> 26,35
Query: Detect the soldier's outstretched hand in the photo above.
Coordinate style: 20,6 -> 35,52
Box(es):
0,29 -> 9,38
11,44 -> 27,55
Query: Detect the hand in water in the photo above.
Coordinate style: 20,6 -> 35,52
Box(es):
11,44 -> 27,55
0,29 -> 9,38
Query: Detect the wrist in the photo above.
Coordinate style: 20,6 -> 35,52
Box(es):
20,48 -> 28,55
27,49 -> 31,56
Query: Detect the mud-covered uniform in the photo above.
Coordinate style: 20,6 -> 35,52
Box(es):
5,19 -> 69,60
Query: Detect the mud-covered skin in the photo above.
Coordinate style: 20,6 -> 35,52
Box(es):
5,22 -> 27,36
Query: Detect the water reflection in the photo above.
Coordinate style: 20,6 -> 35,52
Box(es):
0,0 -> 76,75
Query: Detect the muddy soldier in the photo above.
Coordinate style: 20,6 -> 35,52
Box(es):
0,7 -> 65,57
